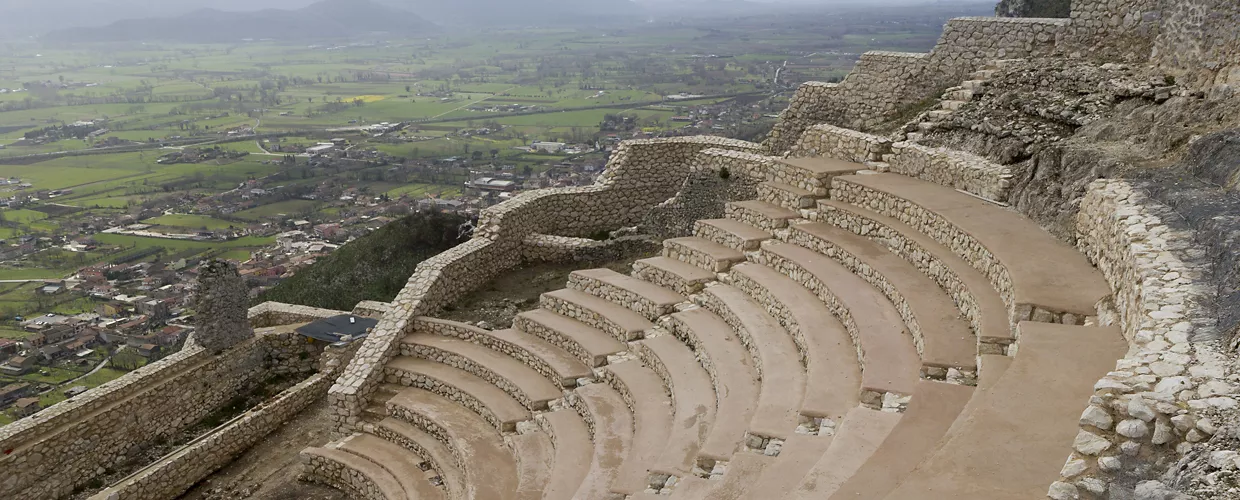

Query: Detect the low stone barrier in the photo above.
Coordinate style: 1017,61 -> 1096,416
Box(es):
521,233 -> 660,263
89,372 -> 333,500
327,137 -> 762,434
1050,179 -> 1227,499
249,302 -> 348,328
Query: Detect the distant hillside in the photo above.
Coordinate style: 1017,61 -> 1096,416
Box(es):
48,0 -> 437,43
255,210 -> 470,312
382,0 -> 641,27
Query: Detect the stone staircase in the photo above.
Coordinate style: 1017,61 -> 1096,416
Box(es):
899,59 -> 1019,143
299,148 -> 1125,499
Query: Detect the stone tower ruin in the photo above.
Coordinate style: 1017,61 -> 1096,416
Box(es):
195,259 -> 254,354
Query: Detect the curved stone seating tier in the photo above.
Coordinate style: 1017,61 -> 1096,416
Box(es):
769,156 -> 867,197
784,407 -> 903,500
513,309 -> 628,368
694,218 -> 774,252
719,261 -> 862,422
662,308 -> 761,463
568,383 -> 633,498
786,222 -> 977,376
400,333 -> 563,411
373,417 -> 466,497
386,388 -> 521,500
599,361 -> 675,495
883,323 -> 1125,499
671,452 -> 773,499
697,283 -> 806,443
634,335 -> 718,479
567,268 -> 686,320
758,181 -> 816,210
384,356 -> 530,433
755,241 -> 921,406
540,288 -> 653,342
725,200 -> 800,231
825,381 -> 974,499
414,318 -> 593,388
302,447 -> 409,500
631,256 -> 717,296
737,434 -> 835,500
337,433 -> 447,500
507,429 -> 554,500
663,236 -> 746,273
831,172 -> 1111,323
814,199 -> 1013,354
535,409 -> 593,500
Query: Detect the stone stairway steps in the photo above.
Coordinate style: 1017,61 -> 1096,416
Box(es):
634,335 -> 718,483
671,451 -> 773,499
883,323 -> 1126,500
417,319 -> 593,388
337,433 -> 446,500
384,356 -> 531,433
784,407 -> 903,499
513,309 -> 628,368
373,417 -> 465,497
726,200 -> 800,231
736,433 -> 835,500
540,288 -> 653,342
401,333 -> 562,411
568,268 -> 686,320
632,256 -> 716,295
664,236 -> 747,273
698,282 -> 806,443
536,409 -> 593,500
788,222 -> 977,375
723,260 -> 861,422
570,383 -> 634,499
757,241 -> 921,407
663,308 -> 760,464
508,429 -> 554,500
301,446 -> 408,500
758,181 -> 817,210
816,199 -> 1013,353
694,218 -> 773,251
771,156 -> 868,197
825,381 -> 974,500
386,388 -> 520,500
599,361 -> 674,496
832,172 -> 1110,322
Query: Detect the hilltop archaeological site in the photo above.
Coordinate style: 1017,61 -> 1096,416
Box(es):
4,0 -> 1240,498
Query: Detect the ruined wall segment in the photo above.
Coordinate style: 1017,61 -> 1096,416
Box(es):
1066,0 -> 1162,62
196,260 -> 254,354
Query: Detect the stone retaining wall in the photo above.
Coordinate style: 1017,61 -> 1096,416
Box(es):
1050,179 -> 1227,499
1150,0 -> 1240,90
789,124 -> 1013,203
89,372 -> 333,500
327,137 -> 762,434
521,233 -> 660,263
300,451 -> 389,500
1067,0 -> 1162,63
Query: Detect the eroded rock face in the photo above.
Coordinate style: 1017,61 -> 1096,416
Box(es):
995,0 -> 1070,19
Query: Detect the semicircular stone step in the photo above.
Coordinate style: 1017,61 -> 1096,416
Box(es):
569,382 -> 634,499
384,356 -> 531,433
337,433 -> 447,500
513,309 -> 628,368
635,335 -> 718,481
301,446 -> 407,500
537,409 -> 594,500
401,333 -> 563,411
632,256 -> 718,296
782,407 -> 903,500
373,416 -> 466,498
414,318 -> 593,388
508,429 -> 555,500
600,361 -> 675,496
568,268 -> 686,320
540,288 -> 654,342
387,387 -> 521,500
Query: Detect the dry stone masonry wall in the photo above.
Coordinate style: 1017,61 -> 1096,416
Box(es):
1051,179 -> 1230,499
248,301 -> 350,328
1150,0 -> 1240,90
196,260 -> 255,354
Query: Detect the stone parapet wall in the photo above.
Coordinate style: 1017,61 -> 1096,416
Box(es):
790,123 -> 894,164
887,141 -> 1013,202
1067,0 -> 1162,63
929,17 -> 1068,83
0,341 -> 266,499
89,372 -> 333,500
1050,179 -> 1227,499
351,301 -> 391,318
248,301 -> 348,328
1150,0 -> 1240,90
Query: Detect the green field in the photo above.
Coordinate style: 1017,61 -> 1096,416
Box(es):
93,233 -> 276,251
142,214 -> 241,231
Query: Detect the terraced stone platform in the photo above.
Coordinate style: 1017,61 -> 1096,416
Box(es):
301,136 -> 1122,500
